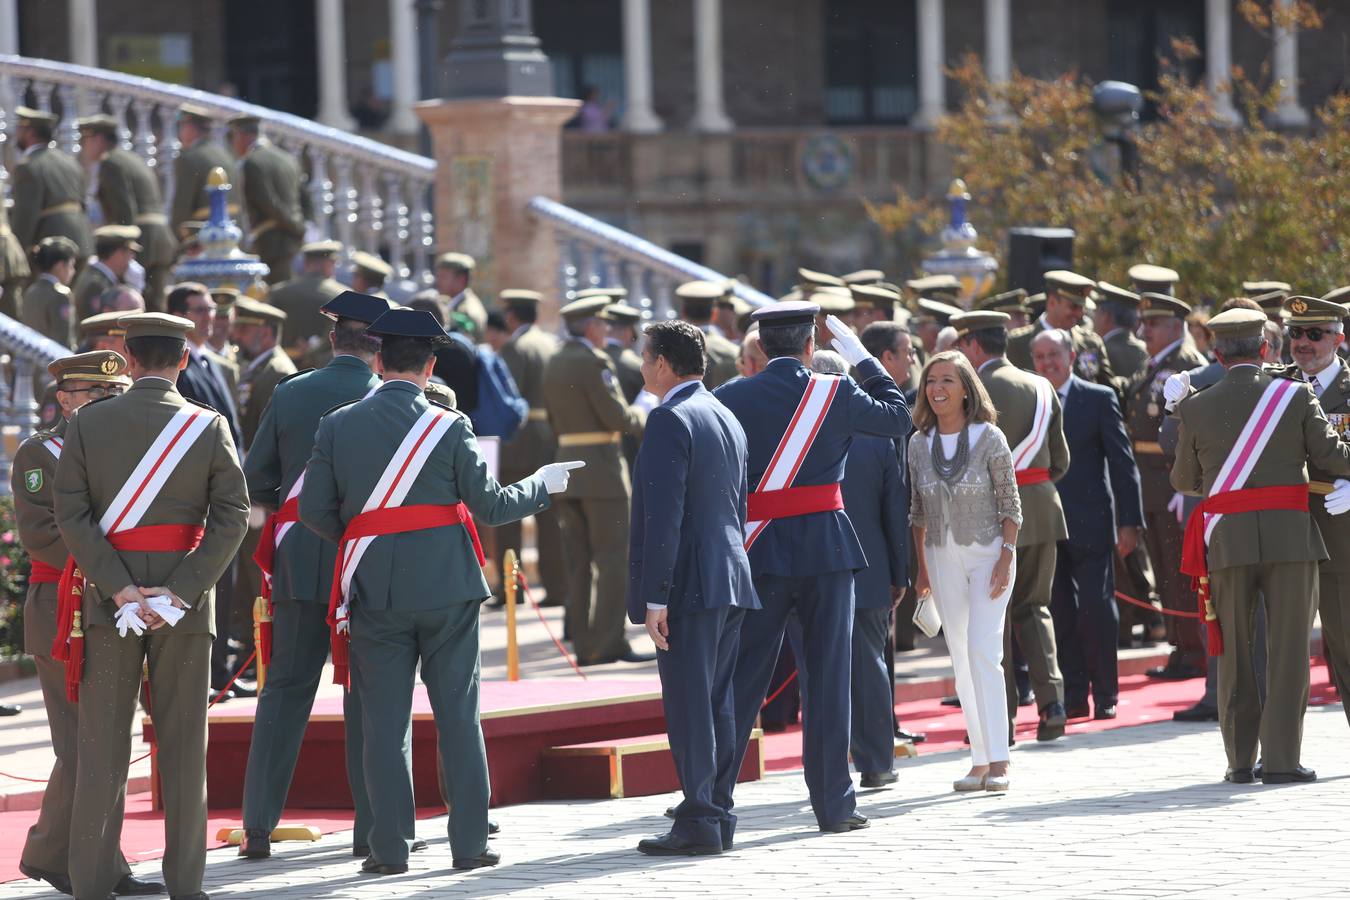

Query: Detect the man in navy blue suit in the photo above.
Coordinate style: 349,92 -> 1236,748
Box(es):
628,321 -> 757,856
1033,330 -> 1143,720
714,301 -> 910,834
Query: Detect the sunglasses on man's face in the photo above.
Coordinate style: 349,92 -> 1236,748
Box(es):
62,385 -> 125,399
1287,326 -> 1335,342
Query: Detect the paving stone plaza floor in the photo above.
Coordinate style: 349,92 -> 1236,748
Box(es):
8,704 -> 1349,899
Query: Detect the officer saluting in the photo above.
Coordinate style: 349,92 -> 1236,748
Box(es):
238,290 -> 393,860
299,307 -> 579,874
55,312 -> 249,900
714,301 -> 911,835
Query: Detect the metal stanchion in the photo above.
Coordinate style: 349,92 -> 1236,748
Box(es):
252,596 -> 270,694
504,549 -> 520,682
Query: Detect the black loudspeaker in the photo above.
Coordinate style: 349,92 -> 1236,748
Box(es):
1007,227 -> 1076,293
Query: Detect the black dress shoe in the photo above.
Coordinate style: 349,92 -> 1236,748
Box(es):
0,703 -> 21,716
1172,703 -> 1220,722
1261,766 -> 1316,784
1017,689 -> 1034,707
169,893 -> 209,900
411,839 -> 427,852
895,728 -> 926,743
1224,767 -> 1255,784
761,721 -> 788,733
939,695 -> 962,707
238,828 -> 270,859
228,682 -> 258,699
860,770 -> 898,789
819,813 -> 869,833
1253,762 -> 1264,779
115,874 -> 166,895
1146,663 -> 1205,681
19,860 -> 71,894
637,832 -> 722,856
488,819 -> 500,835
1065,701 -> 1091,720
353,845 -> 369,858
617,648 -> 656,663
453,848 -> 501,870
360,855 -> 408,875
1093,705 -> 1117,721
1036,702 -> 1067,742
207,688 -> 232,704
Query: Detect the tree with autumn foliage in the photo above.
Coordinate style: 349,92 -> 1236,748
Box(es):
867,1 -> 1349,307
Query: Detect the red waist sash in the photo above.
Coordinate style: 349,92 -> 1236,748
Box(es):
30,559 -> 64,584
325,502 -> 483,686
746,483 -> 844,522
1180,484 -> 1308,656
252,496 -> 300,602
1015,467 -> 1051,486
53,523 -> 204,701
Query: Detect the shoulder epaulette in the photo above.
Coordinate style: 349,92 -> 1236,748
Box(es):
276,367 -> 314,387
79,393 -> 118,410
1008,324 -> 1036,339
1266,364 -> 1304,382
319,397 -> 362,418
185,397 -> 222,415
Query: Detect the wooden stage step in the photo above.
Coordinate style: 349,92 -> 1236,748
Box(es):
541,729 -> 764,800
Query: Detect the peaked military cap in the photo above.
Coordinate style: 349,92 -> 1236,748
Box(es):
849,283 -> 900,309
1127,264 -> 1180,293
93,224 -> 142,254
499,288 -> 543,308
912,297 -> 963,325
1250,289 -> 1288,313
234,296 -> 287,326
977,287 -> 1028,313
14,106 -> 57,128
1283,295 -> 1346,325
949,310 -> 1011,337
559,294 -> 614,322
1206,307 -> 1265,339
75,114 -> 119,138
576,285 -> 627,301
810,286 -> 855,314
842,269 -> 886,286
178,103 -> 214,126
79,311 -> 128,339
48,350 -> 129,384
436,252 -> 476,271
751,300 -> 819,328
210,286 -> 240,306
321,289 -> 397,323
367,307 -> 452,343
178,221 -> 205,244
1043,270 -> 1095,299
120,312 -> 194,341
301,239 -> 343,257
1137,292 -> 1191,319
226,112 -> 261,129
1027,292 -> 1047,318
797,267 -> 845,289
1321,285 -> 1350,305
1095,281 -> 1140,306
350,250 -> 393,281
676,280 -> 732,301
606,303 -> 642,325
905,274 -> 961,298
1243,280 -> 1291,295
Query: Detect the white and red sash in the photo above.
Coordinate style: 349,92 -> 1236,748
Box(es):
743,374 -> 841,550
98,407 -> 216,536
42,436 -> 64,459
1011,376 -> 1055,485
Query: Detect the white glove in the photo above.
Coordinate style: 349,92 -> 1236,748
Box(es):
826,315 -> 869,367
115,603 -> 148,637
1163,370 -> 1191,411
1167,491 -> 1186,524
143,594 -> 186,627
1326,479 -> 1350,516
536,461 -> 586,494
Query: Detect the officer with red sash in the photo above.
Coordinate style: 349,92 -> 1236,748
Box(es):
299,308 -> 581,875
55,312 -> 250,900
713,300 -> 910,835
1172,307 -> 1350,785
12,352 -> 163,897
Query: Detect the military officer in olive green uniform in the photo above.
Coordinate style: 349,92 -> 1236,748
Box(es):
603,301 -> 648,470
1093,282 -> 1149,380
350,251 -> 394,299
0,182 -> 31,319
71,225 -> 140,322
239,291 -> 394,859
1127,292 -> 1209,679
232,298 -> 298,449
21,236 -> 79,349
13,352 -> 163,898
1284,291 -> 1350,728
1007,270 -> 1117,390
1172,307 -> 1350,784
954,311 -> 1070,741
228,114 -> 305,284
434,252 -> 488,340
850,282 -> 900,331
1245,280 -> 1292,321
543,295 -> 649,665
976,288 -> 1031,331
270,240 -> 347,366
77,114 -> 178,309
300,307 -> 572,874
55,312 -> 249,900
171,104 -> 240,236
496,289 -> 568,607
9,107 -> 91,259
675,280 -> 740,389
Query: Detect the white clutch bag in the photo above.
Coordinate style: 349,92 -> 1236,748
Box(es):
913,593 -> 942,639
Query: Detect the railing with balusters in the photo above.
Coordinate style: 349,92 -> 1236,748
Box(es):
0,55 -> 436,285
0,313 -> 73,495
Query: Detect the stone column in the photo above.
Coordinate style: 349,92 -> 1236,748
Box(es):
1204,0 -> 1241,125
1271,0 -> 1310,127
68,0 -> 97,66
913,0 -> 945,129
984,0 -> 1011,120
316,0 -> 357,130
0,0 -> 19,55
417,96 -> 581,320
387,0 -> 421,133
621,0 -> 663,133
691,0 -> 732,132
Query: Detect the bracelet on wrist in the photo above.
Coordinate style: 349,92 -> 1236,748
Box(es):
1001,541 -> 1016,553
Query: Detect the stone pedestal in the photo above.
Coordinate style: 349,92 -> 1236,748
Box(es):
416,96 -> 581,326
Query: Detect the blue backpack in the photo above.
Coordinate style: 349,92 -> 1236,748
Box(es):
470,345 -> 528,440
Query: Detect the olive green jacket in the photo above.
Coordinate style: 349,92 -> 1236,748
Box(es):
96,147 -> 177,268
10,145 -> 90,256
54,378 -> 249,633
12,417 -> 68,653
171,137 -> 238,234
239,345 -> 299,450
1104,327 -> 1149,382
1126,339 -> 1208,512
239,139 -> 305,263
269,272 -> 346,364
70,261 -> 117,324
542,339 -> 645,499
445,288 -> 487,341
499,324 -> 559,480
1305,359 -> 1350,573
1172,365 -> 1350,571
978,357 -> 1069,547
702,327 -> 740,389
20,275 -> 74,348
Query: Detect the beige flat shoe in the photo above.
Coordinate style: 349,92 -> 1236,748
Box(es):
953,773 -> 988,792
985,774 -> 1010,792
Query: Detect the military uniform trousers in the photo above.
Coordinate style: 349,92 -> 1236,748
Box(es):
659,605 -> 741,849
70,626 -> 211,900
349,601 -> 489,865
1317,569 -> 1350,729
241,599 -> 375,847
1050,540 -> 1120,707
1211,561 -> 1317,773
555,496 -> 630,662
850,607 -> 896,776
1003,541 -> 1064,722
20,585 -> 132,882
1143,509 -> 1204,666
721,571 -> 857,830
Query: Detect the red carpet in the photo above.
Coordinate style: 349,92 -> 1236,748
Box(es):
2,663 -> 1339,883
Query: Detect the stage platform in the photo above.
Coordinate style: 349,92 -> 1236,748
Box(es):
164,678 -> 679,810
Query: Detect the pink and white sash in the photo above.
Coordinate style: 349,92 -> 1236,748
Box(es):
1201,377 -> 1301,544
1010,376 -> 1055,472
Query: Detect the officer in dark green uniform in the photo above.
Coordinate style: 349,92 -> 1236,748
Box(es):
172,104 -> 239,237
269,240 -> 347,366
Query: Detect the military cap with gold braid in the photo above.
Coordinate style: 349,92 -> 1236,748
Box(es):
48,350 -> 129,385
119,312 -> 195,341
911,297 -> 963,326
797,267 -> 845,289
226,112 -> 261,129
559,294 -> 614,323
436,252 -> 476,271
905,274 -> 961,298
499,288 -> 543,309
1321,285 -> 1350,306
1283,295 -> 1347,325
1250,289 -> 1288,315
1205,307 -> 1266,339
1243,280 -> 1291,296
809,285 -> 855,314
1128,264 -> 1180,294
211,286 -> 240,307
15,106 -> 57,129
977,287 -> 1028,313
950,310 -> 1010,337
606,303 -> 642,326
576,285 -> 627,301
1138,292 -> 1191,319
79,311 -> 128,340
849,283 -> 900,310
178,103 -> 214,127
1095,281 -> 1140,307
1043,270 -> 1095,299
234,296 -> 287,326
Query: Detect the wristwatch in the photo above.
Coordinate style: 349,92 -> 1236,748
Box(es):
1001,541 -> 1016,553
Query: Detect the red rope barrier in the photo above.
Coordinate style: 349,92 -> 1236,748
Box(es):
1114,590 -> 1202,619
761,669 -> 798,709
515,571 -> 588,680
